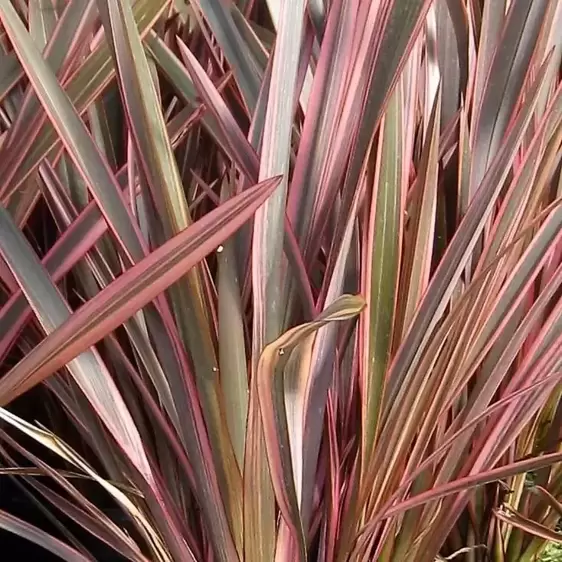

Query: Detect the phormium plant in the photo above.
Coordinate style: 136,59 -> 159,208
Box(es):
0,0 -> 561,561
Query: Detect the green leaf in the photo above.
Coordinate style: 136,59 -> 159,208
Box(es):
97,3 -> 244,554
395,88 -> 441,341
361,84 -> 404,472
218,180 -> 249,470
257,295 -> 365,560
247,2 -> 308,560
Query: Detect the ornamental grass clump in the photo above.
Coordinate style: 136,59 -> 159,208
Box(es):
0,1 -> 561,561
